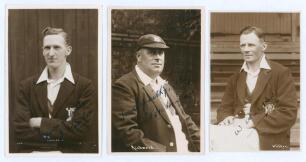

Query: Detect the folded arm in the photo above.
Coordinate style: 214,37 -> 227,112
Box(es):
14,80 -> 96,144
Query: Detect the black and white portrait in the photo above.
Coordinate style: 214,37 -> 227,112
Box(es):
7,8 -> 99,153
110,8 -> 202,153
210,12 -> 300,151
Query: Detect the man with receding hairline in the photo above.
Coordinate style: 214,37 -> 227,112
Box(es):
14,27 -> 97,153
216,26 -> 298,150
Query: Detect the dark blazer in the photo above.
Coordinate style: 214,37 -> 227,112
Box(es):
14,73 -> 97,153
112,70 -> 200,152
217,60 -> 298,150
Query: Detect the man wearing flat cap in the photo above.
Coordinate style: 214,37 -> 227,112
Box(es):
13,27 -> 97,153
112,34 -> 200,152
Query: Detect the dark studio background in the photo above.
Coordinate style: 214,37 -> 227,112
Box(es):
8,9 -> 98,153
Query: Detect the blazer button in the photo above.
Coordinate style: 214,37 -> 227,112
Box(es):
168,124 -> 172,128
169,142 -> 174,147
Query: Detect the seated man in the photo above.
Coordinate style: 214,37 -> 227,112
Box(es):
214,26 -> 298,151
14,27 -> 97,153
112,34 -> 200,152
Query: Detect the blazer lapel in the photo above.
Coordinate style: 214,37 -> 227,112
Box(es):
236,71 -> 247,105
52,79 -> 76,117
34,82 -> 49,117
251,69 -> 271,103
143,85 -> 171,124
163,84 -> 184,117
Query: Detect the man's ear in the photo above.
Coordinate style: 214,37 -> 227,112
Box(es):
261,42 -> 267,51
66,46 -> 72,56
136,51 -> 141,62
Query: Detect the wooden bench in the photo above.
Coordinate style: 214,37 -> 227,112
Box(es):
211,41 -> 300,54
211,53 -> 300,60
211,71 -> 300,83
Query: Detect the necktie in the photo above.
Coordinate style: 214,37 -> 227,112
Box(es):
47,99 -> 54,118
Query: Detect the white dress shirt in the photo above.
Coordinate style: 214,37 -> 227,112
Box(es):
135,65 -> 189,153
240,55 -> 271,115
36,63 -> 75,118
240,55 -> 271,94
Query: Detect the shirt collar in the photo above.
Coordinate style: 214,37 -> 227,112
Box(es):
135,65 -> 166,86
36,63 -> 75,84
240,54 -> 271,73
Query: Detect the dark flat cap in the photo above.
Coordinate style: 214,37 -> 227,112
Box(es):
137,34 -> 169,49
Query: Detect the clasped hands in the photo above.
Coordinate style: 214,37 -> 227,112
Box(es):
218,103 -> 254,130
218,116 -> 254,129
218,116 -> 254,135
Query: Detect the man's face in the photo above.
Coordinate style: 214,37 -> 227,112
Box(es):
137,48 -> 165,78
43,34 -> 71,70
240,32 -> 266,64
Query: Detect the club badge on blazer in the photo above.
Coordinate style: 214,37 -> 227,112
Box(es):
66,107 -> 76,121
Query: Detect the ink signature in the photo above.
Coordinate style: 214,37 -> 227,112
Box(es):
118,85 -> 182,121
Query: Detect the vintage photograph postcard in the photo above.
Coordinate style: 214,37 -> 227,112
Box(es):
209,12 -> 300,151
109,7 -> 203,153
6,6 -> 100,154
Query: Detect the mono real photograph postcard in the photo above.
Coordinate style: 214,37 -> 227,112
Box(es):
109,7 -> 204,154
209,12 -> 300,152
6,6 -> 101,154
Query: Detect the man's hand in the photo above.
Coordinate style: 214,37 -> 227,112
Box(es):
246,119 -> 254,129
233,119 -> 255,135
234,118 -> 254,128
29,117 -> 42,128
218,116 -> 235,126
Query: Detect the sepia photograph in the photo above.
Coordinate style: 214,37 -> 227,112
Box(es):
209,12 -> 300,151
7,8 -> 99,153
110,8 -> 203,153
